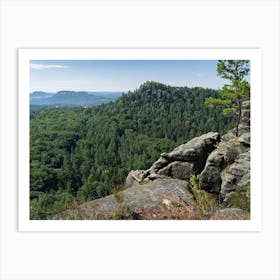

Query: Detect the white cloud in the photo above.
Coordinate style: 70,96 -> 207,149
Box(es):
30,63 -> 68,70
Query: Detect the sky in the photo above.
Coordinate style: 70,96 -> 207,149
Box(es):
30,60 -> 230,93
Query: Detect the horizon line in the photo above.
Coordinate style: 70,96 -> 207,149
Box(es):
30,85 -> 219,94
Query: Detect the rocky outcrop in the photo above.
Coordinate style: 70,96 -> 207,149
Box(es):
199,136 -> 249,194
124,100 -> 250,215
199,101 -> 250,202
141,132 -> 220,182
221,151 -> 250,208
58,100 -> 250,220
238,100 -> 250,135
125,170 -> 146,188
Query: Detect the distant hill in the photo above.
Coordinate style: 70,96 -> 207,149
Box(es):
30,90 -> 123,106
31,91 -> 53,97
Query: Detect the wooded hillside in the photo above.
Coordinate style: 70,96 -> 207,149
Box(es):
30,82 -> 234,219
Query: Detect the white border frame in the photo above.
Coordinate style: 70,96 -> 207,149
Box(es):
18,48 -> 262,232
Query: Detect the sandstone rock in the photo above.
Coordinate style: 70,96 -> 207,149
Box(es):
198,148 -> 225,193
160,132 -> 220,162
125,170 -> 145,188
237,101 -> 250,135
221,151 -> 250,207
241,108 -> 250,126
224,139 -> 249,162
210,208 -> 250,220
147,172 -> 166,180
221,151 -> 250,195
238,132 -> 250,146
148,156 -> 169,173
146,132 -> 220,181
157,161 -> 195,180
221,131 -> 236,142
61,178 -> 195,220
199,139 -> 248,194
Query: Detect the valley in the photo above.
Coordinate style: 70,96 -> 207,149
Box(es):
30,81 -> 236,219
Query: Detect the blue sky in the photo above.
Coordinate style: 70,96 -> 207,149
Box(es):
30,60 -> 229,93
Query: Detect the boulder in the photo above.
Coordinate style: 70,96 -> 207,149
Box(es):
147,156 -> 169,173
145,132 -> 220,181
157,161 -> 195,180
198,148 -> 225,193
160,132 -> 220,163
125,170 -> 145,188
221,131 -> 236,142
199,139 -> 248,194
238,132 -> 250,146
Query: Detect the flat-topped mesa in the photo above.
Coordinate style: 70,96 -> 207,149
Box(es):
126,132 -> 221,188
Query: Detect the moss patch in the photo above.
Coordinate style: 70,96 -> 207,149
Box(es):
227,183 -> 250,212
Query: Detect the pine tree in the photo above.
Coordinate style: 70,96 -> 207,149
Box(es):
205,60 -> 250,136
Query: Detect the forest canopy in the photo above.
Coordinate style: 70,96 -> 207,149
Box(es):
30,82 -> 235,219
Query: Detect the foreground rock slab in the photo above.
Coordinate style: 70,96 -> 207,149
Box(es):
210,208 -> 250,220
57,178 -> 196,220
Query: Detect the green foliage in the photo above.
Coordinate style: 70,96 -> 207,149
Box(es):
205,60 -> 250,136
205,97 -> 231,107
189,175 -> 219,219
189,174 -> 200,190
30,190 -> 74,219
111,205 -> 134,220
113,189 -> 125,204
226,183 -> 250,212
223,107 -> 236,115
30,83 -> 235,219
76,180 -> 108,202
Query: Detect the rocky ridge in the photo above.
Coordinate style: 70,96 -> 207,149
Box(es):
57,101 -> 250,220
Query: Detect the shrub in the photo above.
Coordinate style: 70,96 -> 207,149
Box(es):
226,183 -> 250,212
113,189 -> 125,203
189,175 -> 220,219
111,205 -> 134,220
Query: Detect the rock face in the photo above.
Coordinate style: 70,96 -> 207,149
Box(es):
199,101 -> 250,205
142,132 -> 220,182
221,151 -> 250,208
199,137 -> 249,194
238,100 -> 250,135
125,170 -> 145,188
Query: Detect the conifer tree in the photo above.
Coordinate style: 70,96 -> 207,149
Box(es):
205,60 -> 250,136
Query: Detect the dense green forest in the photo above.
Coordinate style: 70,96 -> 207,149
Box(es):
30,81 -> 234,219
